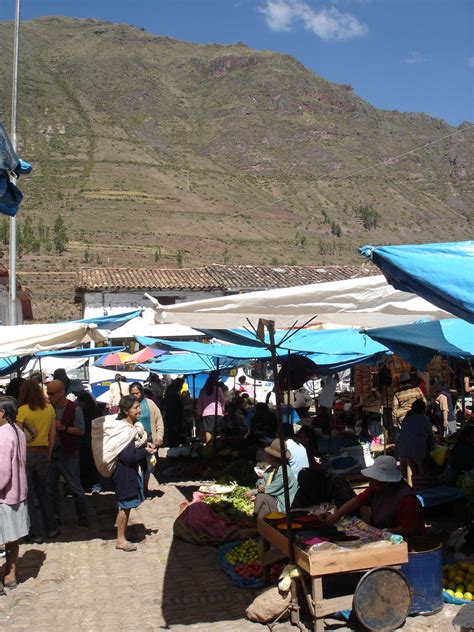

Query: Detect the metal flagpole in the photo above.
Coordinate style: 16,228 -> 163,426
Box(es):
9,0 -> 21,326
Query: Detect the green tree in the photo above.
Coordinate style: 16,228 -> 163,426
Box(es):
331,221 -> 342,237
16,224 -> 23,257
37,218 -> 46,242
22,215 -> 35,248
223,247 -> 229,264
42,226 -> 52,253
354,204 -> 380,230
53,213 -> 69,254
154,247 -> 161,262
84,247 -> 91,263
176,250 -> 183,268
0,218 -> 9,245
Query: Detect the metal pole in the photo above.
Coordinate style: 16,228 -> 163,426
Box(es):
9,0 -> 21,326
212,358 -> 220,451
287,349 -> 291,422
268,322 -> 294,564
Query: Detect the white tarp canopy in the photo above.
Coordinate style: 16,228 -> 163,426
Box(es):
0,323 -> 105,358
155,275 -> 451,330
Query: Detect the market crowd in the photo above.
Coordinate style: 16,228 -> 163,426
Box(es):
1,362 -> 473,592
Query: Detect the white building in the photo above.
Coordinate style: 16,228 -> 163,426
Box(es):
74,263 -> 377,341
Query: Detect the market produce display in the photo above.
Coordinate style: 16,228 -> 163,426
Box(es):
225,538 -> 261,565
443,562 -> 474,601
218,539 -> 285,588
202,487 -> 254,520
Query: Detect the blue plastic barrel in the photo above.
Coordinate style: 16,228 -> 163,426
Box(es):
400,536 -> 443,615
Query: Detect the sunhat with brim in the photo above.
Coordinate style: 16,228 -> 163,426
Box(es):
360,456 -> 402,483
264,439 -> 290,460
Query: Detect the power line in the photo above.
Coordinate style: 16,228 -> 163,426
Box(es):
238,124 -> 474,216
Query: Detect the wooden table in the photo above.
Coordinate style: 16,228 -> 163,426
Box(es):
257,518 -> 408,632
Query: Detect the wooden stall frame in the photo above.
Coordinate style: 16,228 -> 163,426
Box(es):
258,518 -> 408,632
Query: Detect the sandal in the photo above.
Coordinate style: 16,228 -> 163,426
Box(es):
115,542 -> 137,552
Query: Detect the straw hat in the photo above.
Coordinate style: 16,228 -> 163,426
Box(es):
264,439 -> 290,460
360,456 -> 402,483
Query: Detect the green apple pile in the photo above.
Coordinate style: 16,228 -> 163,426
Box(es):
226,538 -> 261,565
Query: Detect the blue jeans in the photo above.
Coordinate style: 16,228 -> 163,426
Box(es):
26,451 -> 56,537
48,449 -> 88,521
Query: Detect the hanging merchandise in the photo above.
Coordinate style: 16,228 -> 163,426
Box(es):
0,171 -> 23,217
0,122 -> 19,172
0,122 -> 32,217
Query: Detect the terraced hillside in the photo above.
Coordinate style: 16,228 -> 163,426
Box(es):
0,17 -> 472,320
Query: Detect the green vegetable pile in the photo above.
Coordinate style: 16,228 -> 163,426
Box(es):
202,486 -> 254,521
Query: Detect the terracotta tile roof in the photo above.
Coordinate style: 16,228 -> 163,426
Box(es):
76,264 -> 378,293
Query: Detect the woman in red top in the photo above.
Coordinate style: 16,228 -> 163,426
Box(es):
325,456 -> 425,536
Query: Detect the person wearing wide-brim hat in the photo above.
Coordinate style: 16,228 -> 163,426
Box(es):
244,439 -> 297,519
324,456 -> 425,536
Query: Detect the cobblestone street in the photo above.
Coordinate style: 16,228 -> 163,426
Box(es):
0,476 -> 461,631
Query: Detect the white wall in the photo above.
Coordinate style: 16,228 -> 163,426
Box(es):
0,287 -> 24,325
83,289 -> 226,318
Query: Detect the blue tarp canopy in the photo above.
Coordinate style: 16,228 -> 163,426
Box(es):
136,336 -> 273,360
0,356 -> 30,377
138,328 -> 391,375
359,241 -> 474,324
36,345 -> 126,359
71,309 -> 143,330
366,319 -> 474,370
140,353 -> 239,374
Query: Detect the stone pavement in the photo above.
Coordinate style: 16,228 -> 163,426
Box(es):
0,476 -> 462,631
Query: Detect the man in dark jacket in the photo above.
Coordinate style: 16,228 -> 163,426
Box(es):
47,380 -> 88,528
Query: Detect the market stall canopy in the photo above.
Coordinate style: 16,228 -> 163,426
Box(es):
74,309 -> 143,331
366,318 -> 474,370
94,351 -> 132,367
221,326 -> 389,357
0,356 -> 30,377
0,323 -> 105,359
138,328 -> 390,375
154,275 -> 450,330
124,346 -> 167,364
108,320 -> 204,340
36,345 -> 126,359
136,336 -> 273,360
140,352 -> 239,374
359,241 -> 474,324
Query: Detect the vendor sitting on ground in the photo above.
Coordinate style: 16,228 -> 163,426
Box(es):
324,456 -> 425,537
245,438 -> 297,519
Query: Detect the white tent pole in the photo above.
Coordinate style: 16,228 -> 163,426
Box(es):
9,0 -> 21,326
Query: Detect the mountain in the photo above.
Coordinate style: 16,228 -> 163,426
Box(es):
0,16 -> 472,321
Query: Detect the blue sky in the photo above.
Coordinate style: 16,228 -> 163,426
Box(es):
1,0 -> 473,126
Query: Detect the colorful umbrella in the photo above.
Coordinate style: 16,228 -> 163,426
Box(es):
94,351 -> 132,367
124,347 -> 167,364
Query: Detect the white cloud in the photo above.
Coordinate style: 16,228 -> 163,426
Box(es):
260,0 -> 368,41
468,56 -> 474,69
405,51 -> 426,65
261,0 -> 294,31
